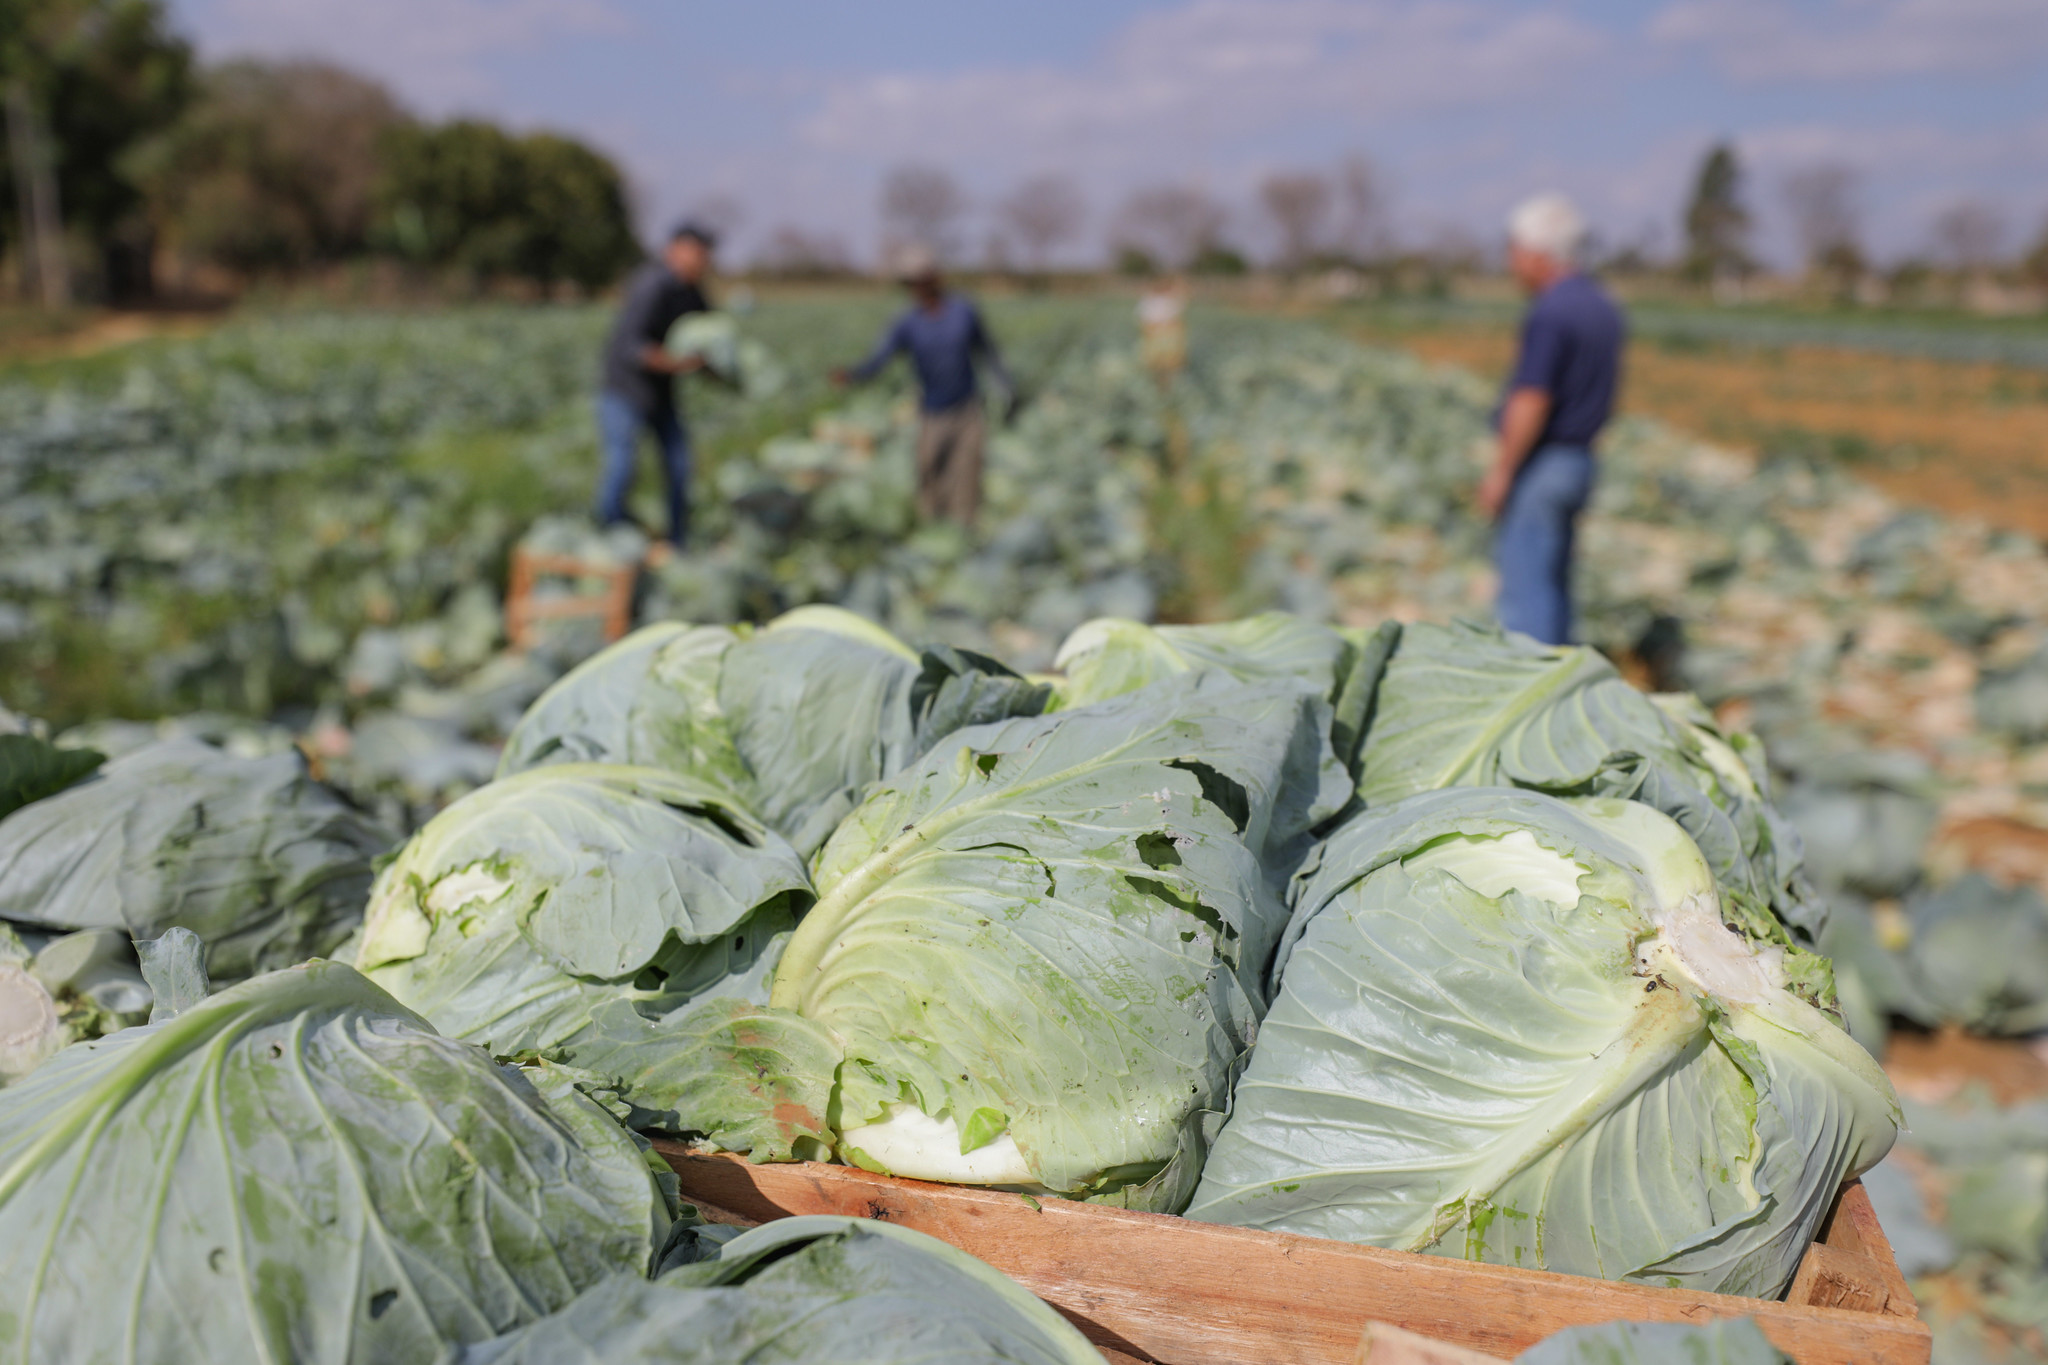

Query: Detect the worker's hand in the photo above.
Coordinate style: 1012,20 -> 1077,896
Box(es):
1477,462 -> 1514,520
670,353 -> 706,375
828,367 -> 851,388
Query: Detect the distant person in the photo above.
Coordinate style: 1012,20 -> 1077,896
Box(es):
596,222 -> 719,553
1138,274 -> 1189,384
1477,193 -> 1624,645
833,245 -> 1013,527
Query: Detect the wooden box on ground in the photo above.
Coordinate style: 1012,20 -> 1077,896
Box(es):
653,1144 -> 1930,1365
503,547 -> 637,651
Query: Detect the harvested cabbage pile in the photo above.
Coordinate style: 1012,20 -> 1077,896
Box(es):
356,606 -> 1893,1300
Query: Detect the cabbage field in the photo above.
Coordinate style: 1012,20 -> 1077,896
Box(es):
1,296 -> 2046,1361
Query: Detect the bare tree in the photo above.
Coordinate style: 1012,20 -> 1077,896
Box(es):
997,174 -> 1085,271
1260,172 -> 1333,271
1336,153 -> 1389,261
1111,184 -> 1226,271
1932,200 -> 2007,271
753,225 -> 853,277
880,165 -> 967,260
1780,163 -> 1864,281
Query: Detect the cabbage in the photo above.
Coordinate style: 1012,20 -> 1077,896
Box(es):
0,961 -> 671,1363
357,763 -> 811,1057
499,609 -> 1048,856
1351,620 -> 1827,957
496,622 -> 752,797
1895,873 -> 2048,1035
451,1216 -> 1104,1364
573,671 -> 1348,1209
1188,788 -> 1898,1298
664,311 -> 740,378
1050,613 -> 1352,711
0,737 -> 392,981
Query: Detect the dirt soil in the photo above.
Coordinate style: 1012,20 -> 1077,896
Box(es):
1886,1026 -> 2048,1105
1345,317 -> 2048,538
0,308 -> 220,368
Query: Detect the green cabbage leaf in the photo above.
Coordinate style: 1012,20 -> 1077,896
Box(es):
1351,620 -> 1827,957
357,763 -> 811,1058
0,961 -> 670,1363
498,609 -> 1047,856
0,738 -> 392,981
579,671 -> 1347,1208
451,1216 -> 1104,1364
1188,788 -> 1898,1298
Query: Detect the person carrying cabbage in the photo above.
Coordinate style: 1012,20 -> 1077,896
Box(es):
831,243 -> 1015,527
1476,193 -> 1625,646
595,220 -> 725,554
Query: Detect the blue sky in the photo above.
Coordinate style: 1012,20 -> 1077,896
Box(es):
171,0 -> 2048,268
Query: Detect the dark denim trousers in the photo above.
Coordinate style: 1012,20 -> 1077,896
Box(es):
1494,443 -> 1595,645
595,390 -> 691,546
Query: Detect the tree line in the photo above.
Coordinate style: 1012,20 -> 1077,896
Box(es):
1,0 -> 639,305
1678,141 -> 2048,305
755,149 -> 2048,306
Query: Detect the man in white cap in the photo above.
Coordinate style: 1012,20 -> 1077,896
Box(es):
833,244 -> 1013,526
1477,193 -> 1624,645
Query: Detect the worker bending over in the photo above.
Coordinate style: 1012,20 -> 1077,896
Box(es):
834,245 -> 1013,527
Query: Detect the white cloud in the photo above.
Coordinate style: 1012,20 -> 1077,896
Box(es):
187,0 -> 627,110
1651,0 -> 2048,82
797,0 -> 1609,170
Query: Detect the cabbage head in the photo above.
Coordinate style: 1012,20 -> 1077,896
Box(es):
665,311 -> 740,379
499,609 -> 1048,856
357,763 -> 811,1057
1187,788 -> 1898,1299
451,1216 -> 1104,1365
0,737 -> 392,981
1350,620 -> 1826,959
573,671 -> 1348,1210
1050,613 -> 1352,711
0,960 -> 671,1363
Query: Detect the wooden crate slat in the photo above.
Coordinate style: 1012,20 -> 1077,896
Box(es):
655,1145 -> 1930,1365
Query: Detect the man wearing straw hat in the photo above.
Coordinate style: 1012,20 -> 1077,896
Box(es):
833,244 -> 1014,527
1476,192 -> 1625,646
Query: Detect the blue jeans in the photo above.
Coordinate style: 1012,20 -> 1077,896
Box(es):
596,391 -> 691,545
1494,444 -> 1595,645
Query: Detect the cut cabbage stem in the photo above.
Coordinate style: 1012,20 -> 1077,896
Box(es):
838,1102 -> 1038,1185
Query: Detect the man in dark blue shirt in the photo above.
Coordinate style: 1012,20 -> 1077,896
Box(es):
834,246 -> 1013,526
596,222 -> 719,549
1478,194 -> 1625,645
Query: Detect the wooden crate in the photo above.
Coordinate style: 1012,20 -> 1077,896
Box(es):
653,1144 -> 1930,1365
503,548 -> 637,652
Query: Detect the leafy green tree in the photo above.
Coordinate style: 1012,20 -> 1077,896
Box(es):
1681,141 -> 1750,283
1,0 -> 192,300
509,132 -> 640,287
374,119 -> 638,289
129,60 -> 402,273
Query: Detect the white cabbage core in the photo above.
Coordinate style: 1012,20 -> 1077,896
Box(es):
426,864 -> 514,915
0,962 -> 61,1081
839,1102 -> 1034,1184
1568,797 -> 1787,1006
1405,830 -> 1587,909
